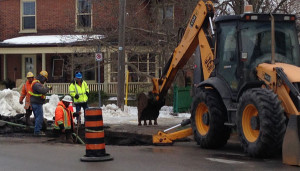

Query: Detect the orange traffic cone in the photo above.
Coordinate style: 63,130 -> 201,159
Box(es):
80,108 -> 113,162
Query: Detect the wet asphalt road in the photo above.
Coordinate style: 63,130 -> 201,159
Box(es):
0,136 -> 298,171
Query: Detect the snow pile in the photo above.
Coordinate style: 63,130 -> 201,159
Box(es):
160,106 -> 190,118
43,94 -> 60,120
102,104 -> 136,117
101,104 -> 138,124
101,104 -> 190,125
0,89 -> 25,116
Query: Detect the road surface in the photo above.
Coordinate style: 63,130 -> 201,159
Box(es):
0,136 -> 298,171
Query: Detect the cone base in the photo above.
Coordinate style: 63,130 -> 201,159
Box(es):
80,154 -> 113,162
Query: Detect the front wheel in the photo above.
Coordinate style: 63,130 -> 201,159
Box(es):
237,88 -> 286,157
191,89 -> 230,148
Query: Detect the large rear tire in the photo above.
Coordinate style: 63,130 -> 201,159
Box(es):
191,89 -> 230,148
237,88 -> 286,158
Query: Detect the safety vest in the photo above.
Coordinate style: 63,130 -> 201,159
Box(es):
69,80 -> 89,103
28,80 -> 46,99
19,79 -> 35,109
54,101 -> 74,130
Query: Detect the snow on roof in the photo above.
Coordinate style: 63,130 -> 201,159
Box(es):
1,35 -> 104,45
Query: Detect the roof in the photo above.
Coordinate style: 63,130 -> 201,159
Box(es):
215,15 -> 240,23
0,35 -> 104,47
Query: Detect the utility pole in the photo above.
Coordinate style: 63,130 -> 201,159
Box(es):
117,0 -> 126,110
97,44 -> 102,108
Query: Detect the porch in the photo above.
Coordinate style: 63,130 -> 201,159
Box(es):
45,82 -> 152,96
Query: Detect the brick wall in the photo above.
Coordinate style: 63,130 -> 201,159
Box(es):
37,0 -> 76,34
0,0 -> 124,40
0,0 -> 20,40
0,0 -> 161,40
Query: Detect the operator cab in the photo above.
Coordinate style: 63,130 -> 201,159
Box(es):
214,13 -> 300,94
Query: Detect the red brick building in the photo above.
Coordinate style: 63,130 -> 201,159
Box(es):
0,0 -> 194,91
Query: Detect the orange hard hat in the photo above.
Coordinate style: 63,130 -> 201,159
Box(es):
40,70 -> 48,79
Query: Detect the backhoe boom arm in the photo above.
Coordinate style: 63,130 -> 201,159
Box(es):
152,0 -> 215,99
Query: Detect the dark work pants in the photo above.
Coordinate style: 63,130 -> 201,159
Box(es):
75,102 -> 88,116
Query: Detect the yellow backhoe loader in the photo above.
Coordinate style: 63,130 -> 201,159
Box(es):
138,0 -> 300,166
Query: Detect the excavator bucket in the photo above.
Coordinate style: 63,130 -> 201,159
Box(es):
137,92 -> 164,126
282,114 -> 300,166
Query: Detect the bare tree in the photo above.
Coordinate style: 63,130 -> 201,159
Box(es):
213,0 -> 299,15
61,0 -> 300,85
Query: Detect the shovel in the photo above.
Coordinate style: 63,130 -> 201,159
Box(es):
75,116 -> 81,143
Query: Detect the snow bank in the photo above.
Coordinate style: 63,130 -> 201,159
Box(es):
101,104 -> 190,125
0,89 -> 25,116
0,89 -> 59,120
43,94 -> 60,120
0,89 -> 190,125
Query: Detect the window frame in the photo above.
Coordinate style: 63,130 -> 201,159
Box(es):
75,0 -> 93,31
52,59 -> 64,77
109,52 -> 119,83
20,0 -> 37,33
158,4 -> 174,29
73,53 -> 96,81
109,52 -> 157,83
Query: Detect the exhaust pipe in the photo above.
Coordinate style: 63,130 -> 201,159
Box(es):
270,13 -> 275,64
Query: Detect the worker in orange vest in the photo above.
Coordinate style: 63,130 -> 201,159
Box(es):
19,72 -> 35,126
53,95 -> 81,143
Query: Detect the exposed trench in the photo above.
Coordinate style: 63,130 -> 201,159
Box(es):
0,115 -> 157,145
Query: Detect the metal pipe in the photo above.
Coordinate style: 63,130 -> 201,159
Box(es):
209,17 -> 214,35
164,123 -> 181,132
125,70 -> 129,105
0,120 -> 32,128
97,45 -> 102,108
163,119 -> 191,132
270,13 -> 275,64
72,133 -> 85,144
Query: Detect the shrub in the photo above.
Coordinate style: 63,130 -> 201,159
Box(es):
88,91 -> 108,105
2,79 -> 15,89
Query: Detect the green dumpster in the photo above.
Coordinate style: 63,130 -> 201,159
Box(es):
173,85 -> 192,113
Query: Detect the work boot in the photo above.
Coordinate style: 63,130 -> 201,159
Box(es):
25,115 -> 33,126
33,131 -> 46,137
42,119 -> 48,132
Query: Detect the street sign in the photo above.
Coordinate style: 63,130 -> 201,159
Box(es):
95,53 -> 103,62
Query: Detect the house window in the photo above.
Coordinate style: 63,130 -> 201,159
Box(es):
76,0 -> 92,30
110,52 -> 118,82
158,5 -> 174,29
21,0 -> 36,32
109,52 -> 157,83
127,53 -> 156,83
73,53 -> 95,81
52,59 -> 64,77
